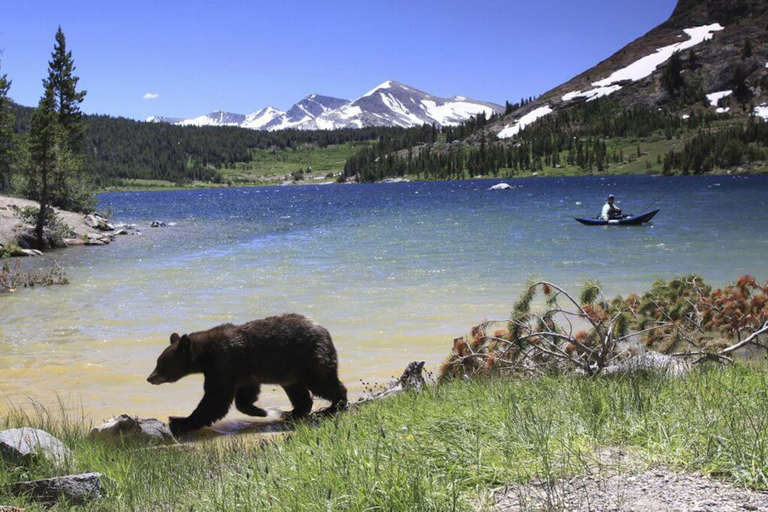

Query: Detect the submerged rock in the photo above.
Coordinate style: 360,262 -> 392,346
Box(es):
0,428 -> 72,468
89,414 -> 176,444
9,473 -> 102,505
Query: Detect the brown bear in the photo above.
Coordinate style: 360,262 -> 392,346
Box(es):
147,313 -> 347,436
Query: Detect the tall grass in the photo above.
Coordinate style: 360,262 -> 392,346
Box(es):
1,365 -> 767,510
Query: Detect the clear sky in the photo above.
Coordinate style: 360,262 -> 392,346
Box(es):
0,0 -> 677,120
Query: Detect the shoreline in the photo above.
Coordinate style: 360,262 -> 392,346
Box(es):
96,166 -> 767,194
0,195 -> 123,255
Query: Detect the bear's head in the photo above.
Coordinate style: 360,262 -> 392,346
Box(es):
147,333 -> 193,385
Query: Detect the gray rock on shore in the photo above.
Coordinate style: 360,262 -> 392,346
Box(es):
89,414 -> 176,444
0,428 -> 72,468
9,473 -> 102,505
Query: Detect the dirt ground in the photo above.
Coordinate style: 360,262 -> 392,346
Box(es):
489,449 -> 768,511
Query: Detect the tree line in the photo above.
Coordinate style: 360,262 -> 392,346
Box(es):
341,95 -> 768,182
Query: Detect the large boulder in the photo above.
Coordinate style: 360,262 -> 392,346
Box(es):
89,414 -> 176,445
9,473 -> 101,505
83,214 -> 114,231
0,428 -> 72,468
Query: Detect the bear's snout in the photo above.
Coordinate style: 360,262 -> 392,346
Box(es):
147,371 -> 164,385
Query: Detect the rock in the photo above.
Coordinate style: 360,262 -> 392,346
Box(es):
11,249 -> 42,257
603,352 -> 690,377
9,473 -> 101,505
0,428 -> 72,468
63,238 -> 86,247
488,183 -> 513,190
89,414 -> 176,445
84,214 -> 114,231
150,221 -> 166,228
83,214 -> 99,229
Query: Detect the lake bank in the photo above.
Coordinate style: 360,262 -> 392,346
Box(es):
2,366 -> 767,510
0,195 -> 117,255
1,175 -> 767,424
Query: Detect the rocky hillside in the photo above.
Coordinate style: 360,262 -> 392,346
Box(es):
488,0 -> 768,140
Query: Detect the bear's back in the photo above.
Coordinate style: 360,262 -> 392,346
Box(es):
196,314 -> 338,385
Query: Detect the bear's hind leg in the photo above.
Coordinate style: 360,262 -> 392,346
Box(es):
307,374 -> 348,412
235,385 -> 268,417
282,383 -> 313,419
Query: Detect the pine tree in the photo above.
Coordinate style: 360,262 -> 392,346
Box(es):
661,51 -> 685,96
48,27 -> 87,152
27,82 -> 63,248
41,27 -> 93,212
733,64 -> 752,105
688,49 -> 698,71
0,54 -> 14,192
742,38 -> 753,60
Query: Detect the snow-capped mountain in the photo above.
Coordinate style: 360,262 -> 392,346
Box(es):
241,106 -> 285,130
145,115 -> 185,124
146,82 -> 503,131
302,81 -> 502,130
176,110 -> 246,127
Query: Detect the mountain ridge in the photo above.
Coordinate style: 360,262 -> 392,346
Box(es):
147,81 -> 503,131
485,0 -> 768,140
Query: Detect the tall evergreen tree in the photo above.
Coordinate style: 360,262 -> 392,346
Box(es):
0,54 -> 14,192
733,64 -> 752,105
47,27 -> 87,152
41,27 -> 92,212
661,51 -> 685,96
27,82 -> 62,248
742,38 -> 753,60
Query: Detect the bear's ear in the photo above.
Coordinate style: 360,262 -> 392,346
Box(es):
178,334 -> 191,355
170,333 -> 180,345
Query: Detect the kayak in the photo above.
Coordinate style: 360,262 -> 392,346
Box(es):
575,209 -> 660,226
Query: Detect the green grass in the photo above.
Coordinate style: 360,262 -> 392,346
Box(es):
219,142 -> 372,186
2,365 -> 768,510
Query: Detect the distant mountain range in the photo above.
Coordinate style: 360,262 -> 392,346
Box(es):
146,81 -> 503,131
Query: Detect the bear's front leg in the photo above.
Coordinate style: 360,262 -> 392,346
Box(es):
169,378 -> 235,436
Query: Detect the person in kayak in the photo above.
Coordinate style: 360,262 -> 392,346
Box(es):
601,194 -> 622,220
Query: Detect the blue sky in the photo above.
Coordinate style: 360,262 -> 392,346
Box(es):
0,0 -> 676,120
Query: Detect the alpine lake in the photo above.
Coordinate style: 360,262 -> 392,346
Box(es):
2,175 -> 767,432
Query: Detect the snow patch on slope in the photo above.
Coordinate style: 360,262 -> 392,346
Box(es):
592,24 -> 724,87
706,90 -> 732,107
421,100 -> 495,125
562,85 -> 622,102
497,106 -> 553,139
559,24 -> 724,106
752,104 -> 768,120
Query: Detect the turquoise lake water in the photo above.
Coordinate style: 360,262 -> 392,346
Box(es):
1,175 -> 767,424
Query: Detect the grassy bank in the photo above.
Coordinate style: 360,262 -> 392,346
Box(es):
1,364 -> 767,510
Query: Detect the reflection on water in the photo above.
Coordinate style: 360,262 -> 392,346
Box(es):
2,175 -> 767,426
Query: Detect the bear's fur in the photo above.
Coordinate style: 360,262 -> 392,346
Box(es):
147,313 -> 347,435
